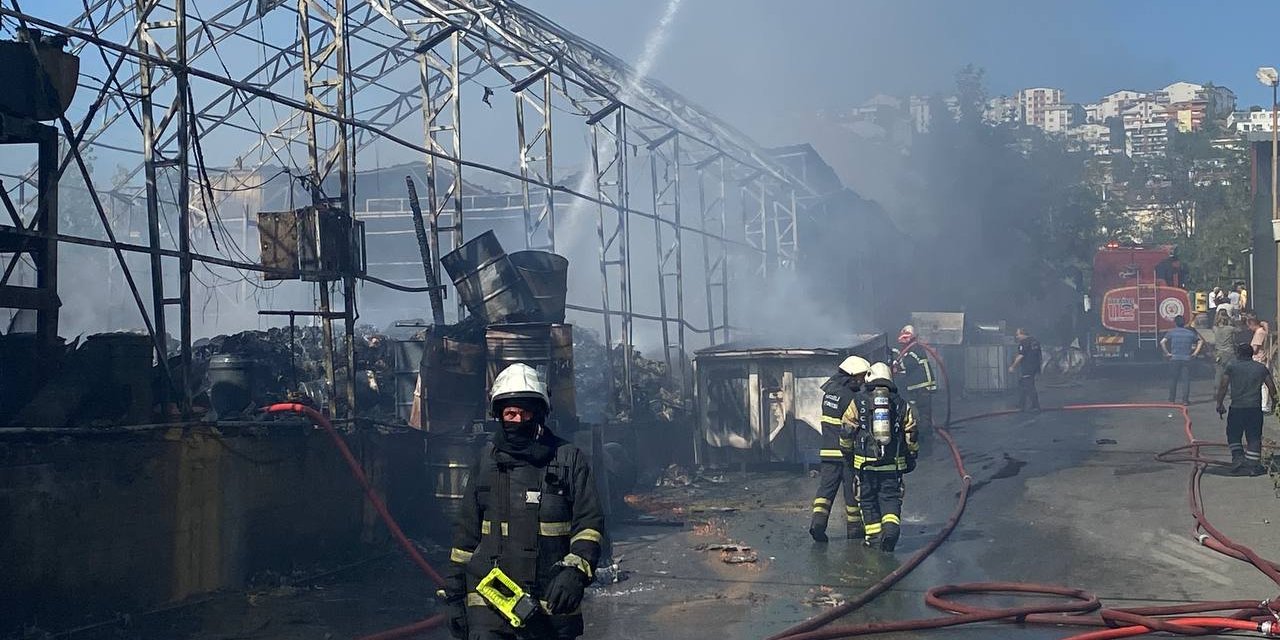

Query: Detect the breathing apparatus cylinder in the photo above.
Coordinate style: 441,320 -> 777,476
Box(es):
872,386 -> 893,447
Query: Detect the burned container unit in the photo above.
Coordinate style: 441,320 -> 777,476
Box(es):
692,334 -> 889,466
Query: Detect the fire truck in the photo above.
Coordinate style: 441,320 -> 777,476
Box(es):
1089,241 -> 1191,361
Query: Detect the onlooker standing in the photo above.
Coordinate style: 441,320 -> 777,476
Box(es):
1160,315 -> 1202,405
1212,308 -> 1239,383
1246,313 -> 1269,364
1008,328 -> 1042,412
1208,287 -> 1222,312
1227,287 -> 1242,318
1246,312 -> 1271,412
1215,342 -> 1277,476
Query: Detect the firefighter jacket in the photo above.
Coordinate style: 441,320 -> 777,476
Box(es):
446,431 -> 604,626
818,373 -> 859,461
846,384 -> 918,472
895,344 -> 937,393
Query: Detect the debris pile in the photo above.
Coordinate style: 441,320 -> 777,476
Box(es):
573,327 -> 686,424
803,586 -> 847,608
190,323 -> 402,419
694,543 -> 759,565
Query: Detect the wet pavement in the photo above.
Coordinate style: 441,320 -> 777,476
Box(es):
60,367 -> 1280,640
578,367 -> 1280,640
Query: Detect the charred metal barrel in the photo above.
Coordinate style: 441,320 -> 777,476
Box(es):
391,337 -> 426,425
440,231 -> 537,324
421,333 -> 487,432
424,432 -> 485,541
207,354 -> 256,418
508,250 -> 569,324
485,323 -> 577,429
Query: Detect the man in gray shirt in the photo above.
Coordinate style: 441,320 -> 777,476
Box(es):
1215,342 -> 1277,476
1160,315 -> 1202,405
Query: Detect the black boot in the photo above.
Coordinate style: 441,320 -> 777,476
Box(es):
1228,453 -> 1248,476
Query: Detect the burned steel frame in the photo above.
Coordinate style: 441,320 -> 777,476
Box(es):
696,154 -> 728,346
647,128 -> 683,373
514,70 -> 554,252
0,117 -> 59,347
298,0 -> 358,414
135,0 -> 194,408
4,0 -> 812,422
591,108 -> 633,412
418,28 -> 465,319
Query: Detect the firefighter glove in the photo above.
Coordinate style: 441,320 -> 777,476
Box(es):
905,455 -> 917,474
544,565 -> 591,614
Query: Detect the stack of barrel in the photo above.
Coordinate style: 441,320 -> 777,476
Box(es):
411,231 -> 575,539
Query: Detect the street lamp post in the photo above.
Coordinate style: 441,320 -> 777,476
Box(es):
1256,66 -> 1279,328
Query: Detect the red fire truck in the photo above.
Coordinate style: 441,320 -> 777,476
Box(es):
1090,242 -> 1191,361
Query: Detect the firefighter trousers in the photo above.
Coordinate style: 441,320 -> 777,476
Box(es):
810,460 -> 861,538
857,470 -> 904,552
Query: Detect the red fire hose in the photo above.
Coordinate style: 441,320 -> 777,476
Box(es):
265,403 -> 447,640
768,342 -> 1280,640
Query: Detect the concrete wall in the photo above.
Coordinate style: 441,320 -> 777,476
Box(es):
0,423 -> 429,630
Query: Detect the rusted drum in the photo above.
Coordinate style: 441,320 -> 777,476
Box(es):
440,231 -> 537,324
508,250 -> 569,324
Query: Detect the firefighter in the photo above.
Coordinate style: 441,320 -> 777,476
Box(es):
848,362 -> 918,552
809,355 -> 871,543
444,363 -> 605,640
893,325 -> 937,438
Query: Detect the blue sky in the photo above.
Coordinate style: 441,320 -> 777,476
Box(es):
38,1 -> 1280,144
523,0 -> 1280,137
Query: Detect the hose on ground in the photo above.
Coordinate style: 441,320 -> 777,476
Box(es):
768,342 -> 1280,640
265,403 -> 447,640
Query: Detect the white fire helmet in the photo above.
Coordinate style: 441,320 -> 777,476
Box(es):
838,355 -> 871,377
489,363 -> 551,415
866,362 -> 894,385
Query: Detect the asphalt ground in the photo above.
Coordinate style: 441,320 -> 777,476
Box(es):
56,364 -> 1280,640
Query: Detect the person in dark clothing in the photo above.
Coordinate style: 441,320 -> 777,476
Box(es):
893,325 -> 938,439
1009,328 -> 1042,412
445,364 -> 605,640
810,356 -> 870,542
1215,343 -> 1277,476
1160,315 -> 1203,405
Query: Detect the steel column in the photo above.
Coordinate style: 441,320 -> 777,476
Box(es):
298,0 -> 356,415
515,72 -> 555,252
592,107 -> 633,413
697,156 -> 728,344
648,131 -> 684,372
136,0 -> 193,409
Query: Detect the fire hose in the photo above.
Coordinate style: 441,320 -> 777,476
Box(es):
768,341 -> 1280,640
265,403 -> 447,640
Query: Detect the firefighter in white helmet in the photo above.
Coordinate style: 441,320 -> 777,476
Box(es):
444,363 -> 605,639
845,362 -> 918,552
810,355 -> 870,542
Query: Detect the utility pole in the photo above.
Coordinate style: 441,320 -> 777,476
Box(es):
1257,66 -> 1279,331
